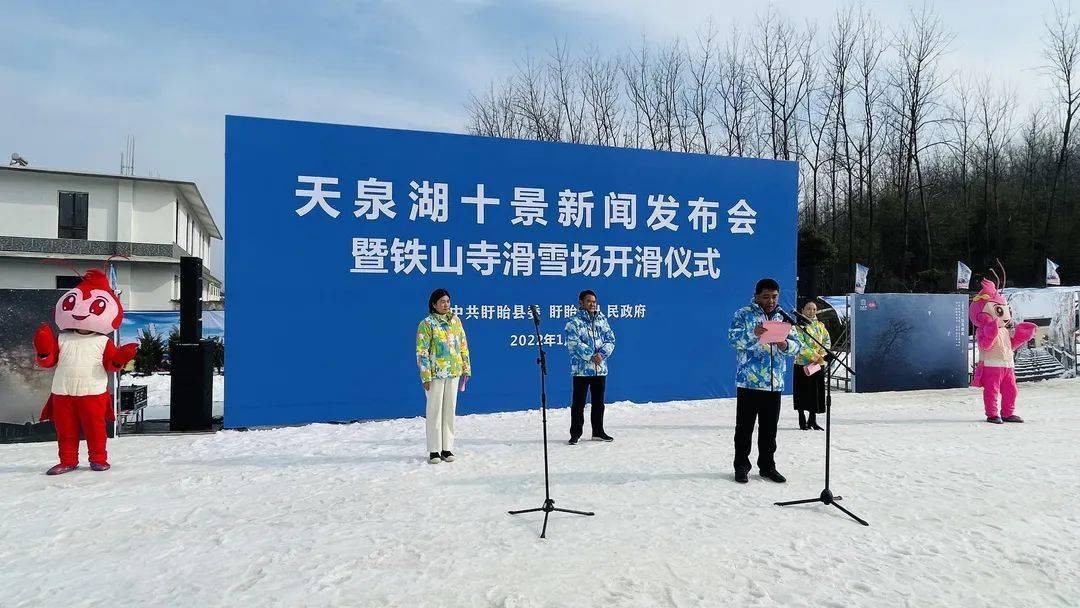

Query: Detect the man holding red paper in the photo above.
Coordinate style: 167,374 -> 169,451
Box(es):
727,278 -> 800,484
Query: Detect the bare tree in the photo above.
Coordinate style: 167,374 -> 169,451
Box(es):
581,48 -> 624,146
945,74 -> 976,260
891,3 -> 954,275
797,49 -> 833,227
549,40 -> 586,143
854,9 -> 887,265
466,79 -> 521,138
513,53 -> 561,141
750,7 -> 817,160
656,40 -> 689,152
623,37 -> 662,149
714,23 -> 756,156
976,77 -> 1016,256
823,7 -> 859,269
462,3 -> 1080,291
1040,1 -> 1080,258
685,23 -> 720,154
1014,108 -> 1050,267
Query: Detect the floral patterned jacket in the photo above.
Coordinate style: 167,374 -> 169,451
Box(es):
564,309 -> 616,377
416,313 -> 471,383
727,301 -> 800,392
795,319 -> 830,367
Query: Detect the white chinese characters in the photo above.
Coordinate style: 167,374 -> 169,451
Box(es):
294,175 -> 759,235
350,238 -> 723,281
295,176 -> 341,218
354,178 -> 396,220
727,199 -> 757,235
409,181 -> 449,222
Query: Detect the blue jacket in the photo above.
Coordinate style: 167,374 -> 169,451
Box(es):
728,301 -> 800,392
565,309 -> 615,377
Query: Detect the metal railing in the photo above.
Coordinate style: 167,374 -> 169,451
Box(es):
1047,342 -> 1077,371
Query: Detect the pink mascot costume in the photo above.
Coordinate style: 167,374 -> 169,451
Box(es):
34,268 -> 138,474
969,265 -> 1037,424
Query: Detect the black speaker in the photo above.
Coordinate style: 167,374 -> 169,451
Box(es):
180,256 -> 203,343
170,341 -> 213,431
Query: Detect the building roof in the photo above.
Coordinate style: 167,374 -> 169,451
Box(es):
0,165 -> 222,240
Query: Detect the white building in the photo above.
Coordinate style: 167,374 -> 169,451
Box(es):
0,165 -> 222,310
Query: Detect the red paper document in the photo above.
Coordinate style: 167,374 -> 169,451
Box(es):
760,321 -> 791,345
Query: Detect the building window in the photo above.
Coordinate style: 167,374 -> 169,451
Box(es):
58,191 -> 89,239
56,275 -> 81,289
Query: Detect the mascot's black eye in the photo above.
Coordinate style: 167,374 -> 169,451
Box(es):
90,298 -> 107,316
62,294 -> 77,311
995,306 -> 1004,316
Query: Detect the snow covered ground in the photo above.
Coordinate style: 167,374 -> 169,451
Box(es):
124,372 -> 225,419
2,380 -> 1079,607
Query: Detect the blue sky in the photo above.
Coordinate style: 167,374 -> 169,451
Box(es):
0,0 -> 1057,278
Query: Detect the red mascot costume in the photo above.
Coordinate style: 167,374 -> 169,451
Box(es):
34,268 -> 138,475
969,262 -> 1037,424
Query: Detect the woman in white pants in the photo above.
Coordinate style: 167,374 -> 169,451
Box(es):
416,289 -> 471,464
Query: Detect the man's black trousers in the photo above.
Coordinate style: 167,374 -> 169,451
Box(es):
570,375 -> 606,438
733,387 -> 781,474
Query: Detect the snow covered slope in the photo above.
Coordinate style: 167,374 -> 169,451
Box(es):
2,380 -> 1077,607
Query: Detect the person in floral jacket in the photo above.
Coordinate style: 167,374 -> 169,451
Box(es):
727,278 -> 800,484
564,289 -> 616,444
416,288 -> 471,464
793,298 -> 830,431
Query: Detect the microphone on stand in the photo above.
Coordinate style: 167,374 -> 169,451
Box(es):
776,306 -> 808,327
510,301 -> 595,535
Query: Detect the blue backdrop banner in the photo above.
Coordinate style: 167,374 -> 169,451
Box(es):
850,294 -> 968,392
225,116 -> 798,428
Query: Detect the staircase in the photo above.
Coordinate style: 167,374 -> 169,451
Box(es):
1014,348 -> 1067,382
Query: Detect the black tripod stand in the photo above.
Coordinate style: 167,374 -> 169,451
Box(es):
775,308 -> 869,526
509,305 -> 594,538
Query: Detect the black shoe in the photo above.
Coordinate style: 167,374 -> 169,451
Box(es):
591,433 -> 614,442
568,437 -> 579,445
428,452 -> 441,464
798,412 -> 808,430
986,416 -> 1003,424
735,470 -> 749,483
759,470 -> 787,483
440,451 -> 455,462
810,422 -> 824,431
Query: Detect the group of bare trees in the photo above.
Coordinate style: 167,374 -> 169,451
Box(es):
466,3 -> 1080,293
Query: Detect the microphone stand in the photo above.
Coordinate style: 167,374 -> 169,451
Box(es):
774,308 -> 869,526
508,305 -> 594,538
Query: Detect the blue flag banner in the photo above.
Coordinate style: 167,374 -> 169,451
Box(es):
225,116 -> 799,428
957,261 -> 972,290
855,264 -> 869,294
1046,259 -> 1061,286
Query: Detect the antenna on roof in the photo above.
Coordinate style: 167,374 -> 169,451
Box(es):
9,152 -> 28,166
120,135 -> 135,175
